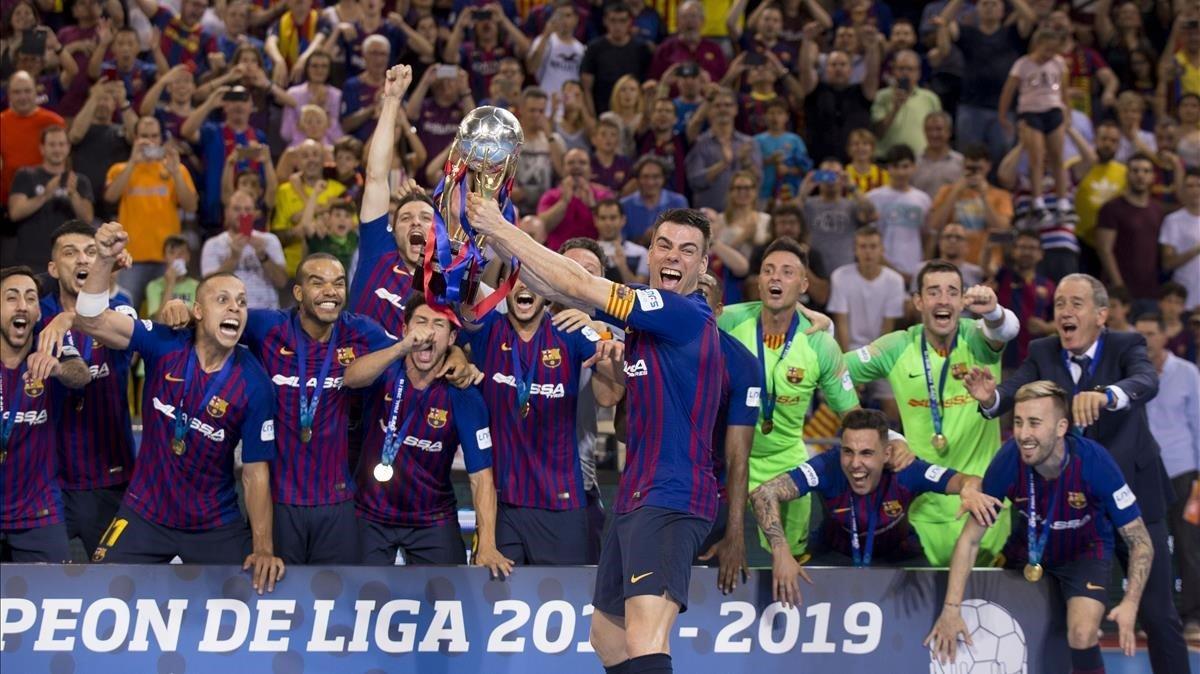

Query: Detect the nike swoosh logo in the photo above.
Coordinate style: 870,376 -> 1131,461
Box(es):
500,343 -> 511,351
384,393 -> 393,402
832,507 -> 851,514
1086,582 -> 1104,590
280,346 -> 295,356
392,265 -> 409,275
164,373 -> 184,382
1013,497 -> 1029,503
630,572 -> 654,584
908,372 -> 923,378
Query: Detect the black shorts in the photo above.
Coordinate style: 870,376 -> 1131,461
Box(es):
92,504 -> 251,563
1046,557 -> 1112,603
592,506 -> 712,617
274,500 -> 360,565
695,500 -> 730,566
62,485 -> 125,558
358,518 -> 467,566
1018,108 -> 1065,134
496,503 -> 590,565
585,485 -> 605,565
0,523 -> 70,562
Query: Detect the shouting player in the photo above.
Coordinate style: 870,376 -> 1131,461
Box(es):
926,381 -> 1154,670
844,260 -> 1020,565
468,195 -> 722,674
35,222 -> 138,559
1,266 -> 91,562
461,267 -> 624,565
343,296 -> 510,576
751,409 -> 999,605
74,222 -> 285,594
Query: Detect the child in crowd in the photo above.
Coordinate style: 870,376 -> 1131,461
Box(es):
302,198 -> 359,275
755,98 -> 811,203
846,128 -> 889,193
143,235 -> 199,320
1107,285 -> 1134,332
591,116 -> 633,193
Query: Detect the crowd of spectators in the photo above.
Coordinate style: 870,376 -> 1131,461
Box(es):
1,0 -> 1198,375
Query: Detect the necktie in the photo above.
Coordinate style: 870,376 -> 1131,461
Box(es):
1071,354 -> 1092,387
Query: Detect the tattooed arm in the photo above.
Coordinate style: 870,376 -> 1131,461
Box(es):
750,474 -> 812,608
1107,518 -> 1154,656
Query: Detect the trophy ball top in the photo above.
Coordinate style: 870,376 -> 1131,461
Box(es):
456,106 -> 524,175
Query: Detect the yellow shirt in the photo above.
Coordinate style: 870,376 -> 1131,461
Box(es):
272,180 -> 347,275
1074,161 -> 1126,246
847,163 -> 889,194
105,162 -> 196,263
1177,51 -> 1200,98
702,0 -> 732,37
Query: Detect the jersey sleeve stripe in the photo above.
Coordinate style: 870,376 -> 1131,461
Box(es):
606,284 -> 636,321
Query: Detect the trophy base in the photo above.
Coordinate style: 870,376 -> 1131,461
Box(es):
412,239 -> 483,309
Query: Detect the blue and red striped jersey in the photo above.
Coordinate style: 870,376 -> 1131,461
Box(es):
150,8 -> 219,75
1,355 -> 73,529
349,214 -> 414,338
242,309 -> 394,506
597,284 -> 724,521
463,311 -> 598,510
355,365 -> 492,527
39,293 -> 136,490
789,454 -> 956,562
983,435 -> 1140,566
712,331 -> 762,494
125,320 -> 277,531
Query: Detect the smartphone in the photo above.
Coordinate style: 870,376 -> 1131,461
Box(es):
677,62 -> 700,78
472,8 -> 491,20
170,258 -> 188,276
20,28 -> 47,55
744,51 -> 766,67
1184,20 -> 1199,30
812,169 -> 838,184
897,76 -> 912,92
238,213 -> 255,237
102,65 -> 119,81
435,64 -> 458,79
142,145 -> 164,160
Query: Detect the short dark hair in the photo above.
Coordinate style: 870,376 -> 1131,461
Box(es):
854,225 -> 882,240
593,198 -> 623,216
1107,284 -> 1132,305
329,199 -> 356,215
916,259 -> 963,293
764,97 -> 790,114
558,237 -> 607,269
333,136 -> 363,158
884,143 -> 915,166
0,265 -> 38,288
196,271 -> 243,299
50,220 -> 96,253
760,236 -> 808,270
1097,119 -> 1121,133
1158,281 -> 1188,301
40,124 -> 67,143
402,293 -> 459,328
295,252 -> 343,280
652,208 -> 711,247
162,234 -> 189,253
1134,310 -> 1166,331
521,85 -> 548,102
840,408 -> 890,444
1186,167 -> 1200,181
962,143 -> 990,162
1014,228 -> 1041,244
603,1 -> 630,18
1127,152 -> 1156,168
631,155 -> 666,178
393,191 -> 436,212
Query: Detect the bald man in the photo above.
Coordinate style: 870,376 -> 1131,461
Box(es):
537,148 -> 614,250
0,71 -> 66,215
272,139 -> 347,275
870,50 -> 943,157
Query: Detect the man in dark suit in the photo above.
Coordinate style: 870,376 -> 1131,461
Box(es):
962,273 -> 1189,674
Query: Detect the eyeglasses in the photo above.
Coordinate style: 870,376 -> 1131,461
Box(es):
732,184 -> 755,191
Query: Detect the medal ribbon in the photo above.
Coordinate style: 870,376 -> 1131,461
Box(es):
1027,445 -> 1070,568
920,330 -> 959,443
173,348 -> 236,448
0,369 -> 23,449
379,373 -> 423,467
294,314 -> 340,437
510,322 -> 546,414
1061,332 -> 1105,394
848,489 -> 880,568
755,312 -> 801,430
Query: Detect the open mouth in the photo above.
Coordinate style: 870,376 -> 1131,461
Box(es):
514,290 -> 536,309
659,268 -> 682,288
1059,319 -> 1078,336
932,309 -> 953,324
75,269 -> 89,283
413,342 -> 436,364
767,283 -> 783,298
316,299 -> 340,312
218,318 -> 241,338
10,316 -> 29,333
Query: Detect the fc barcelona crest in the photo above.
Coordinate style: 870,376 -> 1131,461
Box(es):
951,363 -> 969,380
427,408 -> 448,428
883,500 -> 904,518
23,377 -> 45,398
786,367 -> 805,384
541,348 -> 562,368
1068,491 -> 1087,509
207,396 -> 229,418
337,347 -> 356,366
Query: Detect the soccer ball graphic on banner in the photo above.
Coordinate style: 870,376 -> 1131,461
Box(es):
928,599 -> 1028,673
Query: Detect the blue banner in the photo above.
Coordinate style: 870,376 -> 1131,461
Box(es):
1,565 -> 1068,672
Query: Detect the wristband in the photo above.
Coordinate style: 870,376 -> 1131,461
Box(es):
75,290 -> 109,317
981,305 -> 1003,322
981,307 -> 1020,343
886,429 -> 906,444
1104,387 -> 1115,408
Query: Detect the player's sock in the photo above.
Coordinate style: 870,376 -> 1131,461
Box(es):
1069,644 -> 1104,673
604,661 -> 630,674
626,653 -> 672,674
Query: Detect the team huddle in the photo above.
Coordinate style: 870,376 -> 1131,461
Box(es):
1,65 -> 1188,674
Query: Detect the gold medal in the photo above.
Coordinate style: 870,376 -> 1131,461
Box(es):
373,462 -> 394,482
171,438 -> 186,456
1023,563 -> 1043,582
931,433 -> 948,453
520,402 -> 530,418
761,419 -> 775,435
300,427 -> 312,443
75,398 -> 84,412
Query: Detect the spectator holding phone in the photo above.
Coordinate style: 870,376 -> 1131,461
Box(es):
68,79 -> 136,216
0,71 -> 64,210
182,84 -> 268,230
7,125 -> 94,269
104,115 -> 198,312
143,235 -> 199,320
871,49 -> 942,157
201,189 -> 289,309
406,63 -> 474,185
272,140 -> 347,275
87,25 -> 155,110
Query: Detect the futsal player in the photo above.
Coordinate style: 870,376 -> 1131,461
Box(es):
1,266 -> 91,562
240,253 -> 395,564
461,269 -> 624,565
74,222 -> 285,595
468,196 -> 722,674
844,260 -> 1021,565
343,296 -> 512,577
35,222 -> 138,559
926,381 -> 1154,672
694,273 -> 759,595
751,409 -> 1000,605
